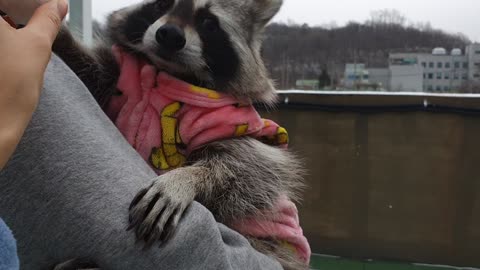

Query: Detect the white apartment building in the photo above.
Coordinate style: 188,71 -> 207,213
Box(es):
466,45 -> 480,81
389,44 -> 480,92
368,68 -> 390,90
343,64 -> 370,88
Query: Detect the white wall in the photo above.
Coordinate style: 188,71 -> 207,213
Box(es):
467,44 -> 480,80
390,65 -> 423,92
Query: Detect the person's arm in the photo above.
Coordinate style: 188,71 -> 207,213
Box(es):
0,53 -> 282,269
0,0 -> 68,169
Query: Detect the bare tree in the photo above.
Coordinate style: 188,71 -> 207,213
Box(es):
368,9 -> 407,27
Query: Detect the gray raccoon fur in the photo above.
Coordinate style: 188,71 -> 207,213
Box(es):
53,0 -> 308,269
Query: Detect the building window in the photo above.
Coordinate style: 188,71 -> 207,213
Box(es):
391,58 -> 417,65
437,62 -> 443,68
445,62 -> 451,68
422,62 -> 426,68
444,73 -> 450,80
428,73 -> 433,79
437,72 -> 442,79
454,73 -> 459,80
423,73 -> 426,79
474,74 -> 480,78
436,86 -> 442,91
455,62 -> 460,68
474,62 -> 480,67
444,86 -> 450,91
475,50 -> 480,55
429,62 -> 434,68
463,62 -> 468,69
462,73 -> 468,80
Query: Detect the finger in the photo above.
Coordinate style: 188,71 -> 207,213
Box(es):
137,197 -> 167,242
0,12 -> 16,28
0,17 -> 9,29
128,192 -> 161,231
129,187 -> 149,211
159,207 -> 183,245
25,0 -> 68,45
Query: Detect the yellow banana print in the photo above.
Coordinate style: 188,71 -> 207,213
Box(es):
150,102 -> 186,170
235,124 -> 249,137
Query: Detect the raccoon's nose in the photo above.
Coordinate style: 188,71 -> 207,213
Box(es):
156,24 -> 186,52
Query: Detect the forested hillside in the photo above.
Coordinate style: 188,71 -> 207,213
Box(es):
263,10 -> 470,89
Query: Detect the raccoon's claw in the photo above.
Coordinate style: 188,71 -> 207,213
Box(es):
53,258 -> 99,270
128,179 -> 194,248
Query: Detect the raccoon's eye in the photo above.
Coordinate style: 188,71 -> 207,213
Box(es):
201,17 -> 219,33
154,0 -> 174,11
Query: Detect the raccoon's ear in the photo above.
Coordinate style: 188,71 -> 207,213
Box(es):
253,0 -> 283,27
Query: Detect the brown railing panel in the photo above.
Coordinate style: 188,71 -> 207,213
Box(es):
261,92 -> 480,267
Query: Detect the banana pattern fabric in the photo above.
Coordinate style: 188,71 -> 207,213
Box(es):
107,46 -> 288,174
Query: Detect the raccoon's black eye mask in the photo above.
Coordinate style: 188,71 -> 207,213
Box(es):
195,9 -> 220,33
123,0 -> 174,44
193,8 -> 240,87
199,17 -> 219,33
155,0 -> 175,11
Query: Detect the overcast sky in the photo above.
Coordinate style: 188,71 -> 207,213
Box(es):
92,0 -> 480,42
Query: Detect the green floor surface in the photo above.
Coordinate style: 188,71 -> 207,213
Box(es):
310,255 -> 461,270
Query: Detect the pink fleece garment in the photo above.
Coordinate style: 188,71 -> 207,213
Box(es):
231,195 -> 311,264
107,46 -> 311,263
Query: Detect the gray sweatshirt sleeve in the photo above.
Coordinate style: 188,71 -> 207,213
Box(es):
0,55 -> 282,270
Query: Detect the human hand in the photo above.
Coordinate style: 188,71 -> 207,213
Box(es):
0,0 -> 51,25
0,0 -> 68,169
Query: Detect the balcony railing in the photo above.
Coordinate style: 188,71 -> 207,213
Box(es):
260,91 -> 480,268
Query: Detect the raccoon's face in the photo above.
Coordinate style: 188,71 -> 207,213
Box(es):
106,0 -> 282,105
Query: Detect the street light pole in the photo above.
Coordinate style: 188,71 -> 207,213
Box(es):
68,0 -> 93,46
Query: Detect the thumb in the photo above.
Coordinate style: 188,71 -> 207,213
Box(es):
26,0 -> 68,45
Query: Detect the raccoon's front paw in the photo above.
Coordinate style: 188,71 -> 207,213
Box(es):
128,178 -> 195,247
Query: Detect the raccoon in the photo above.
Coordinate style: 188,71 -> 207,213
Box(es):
53,0 -> 308,269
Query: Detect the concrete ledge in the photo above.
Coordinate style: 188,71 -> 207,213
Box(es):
276,90 -> 480,112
